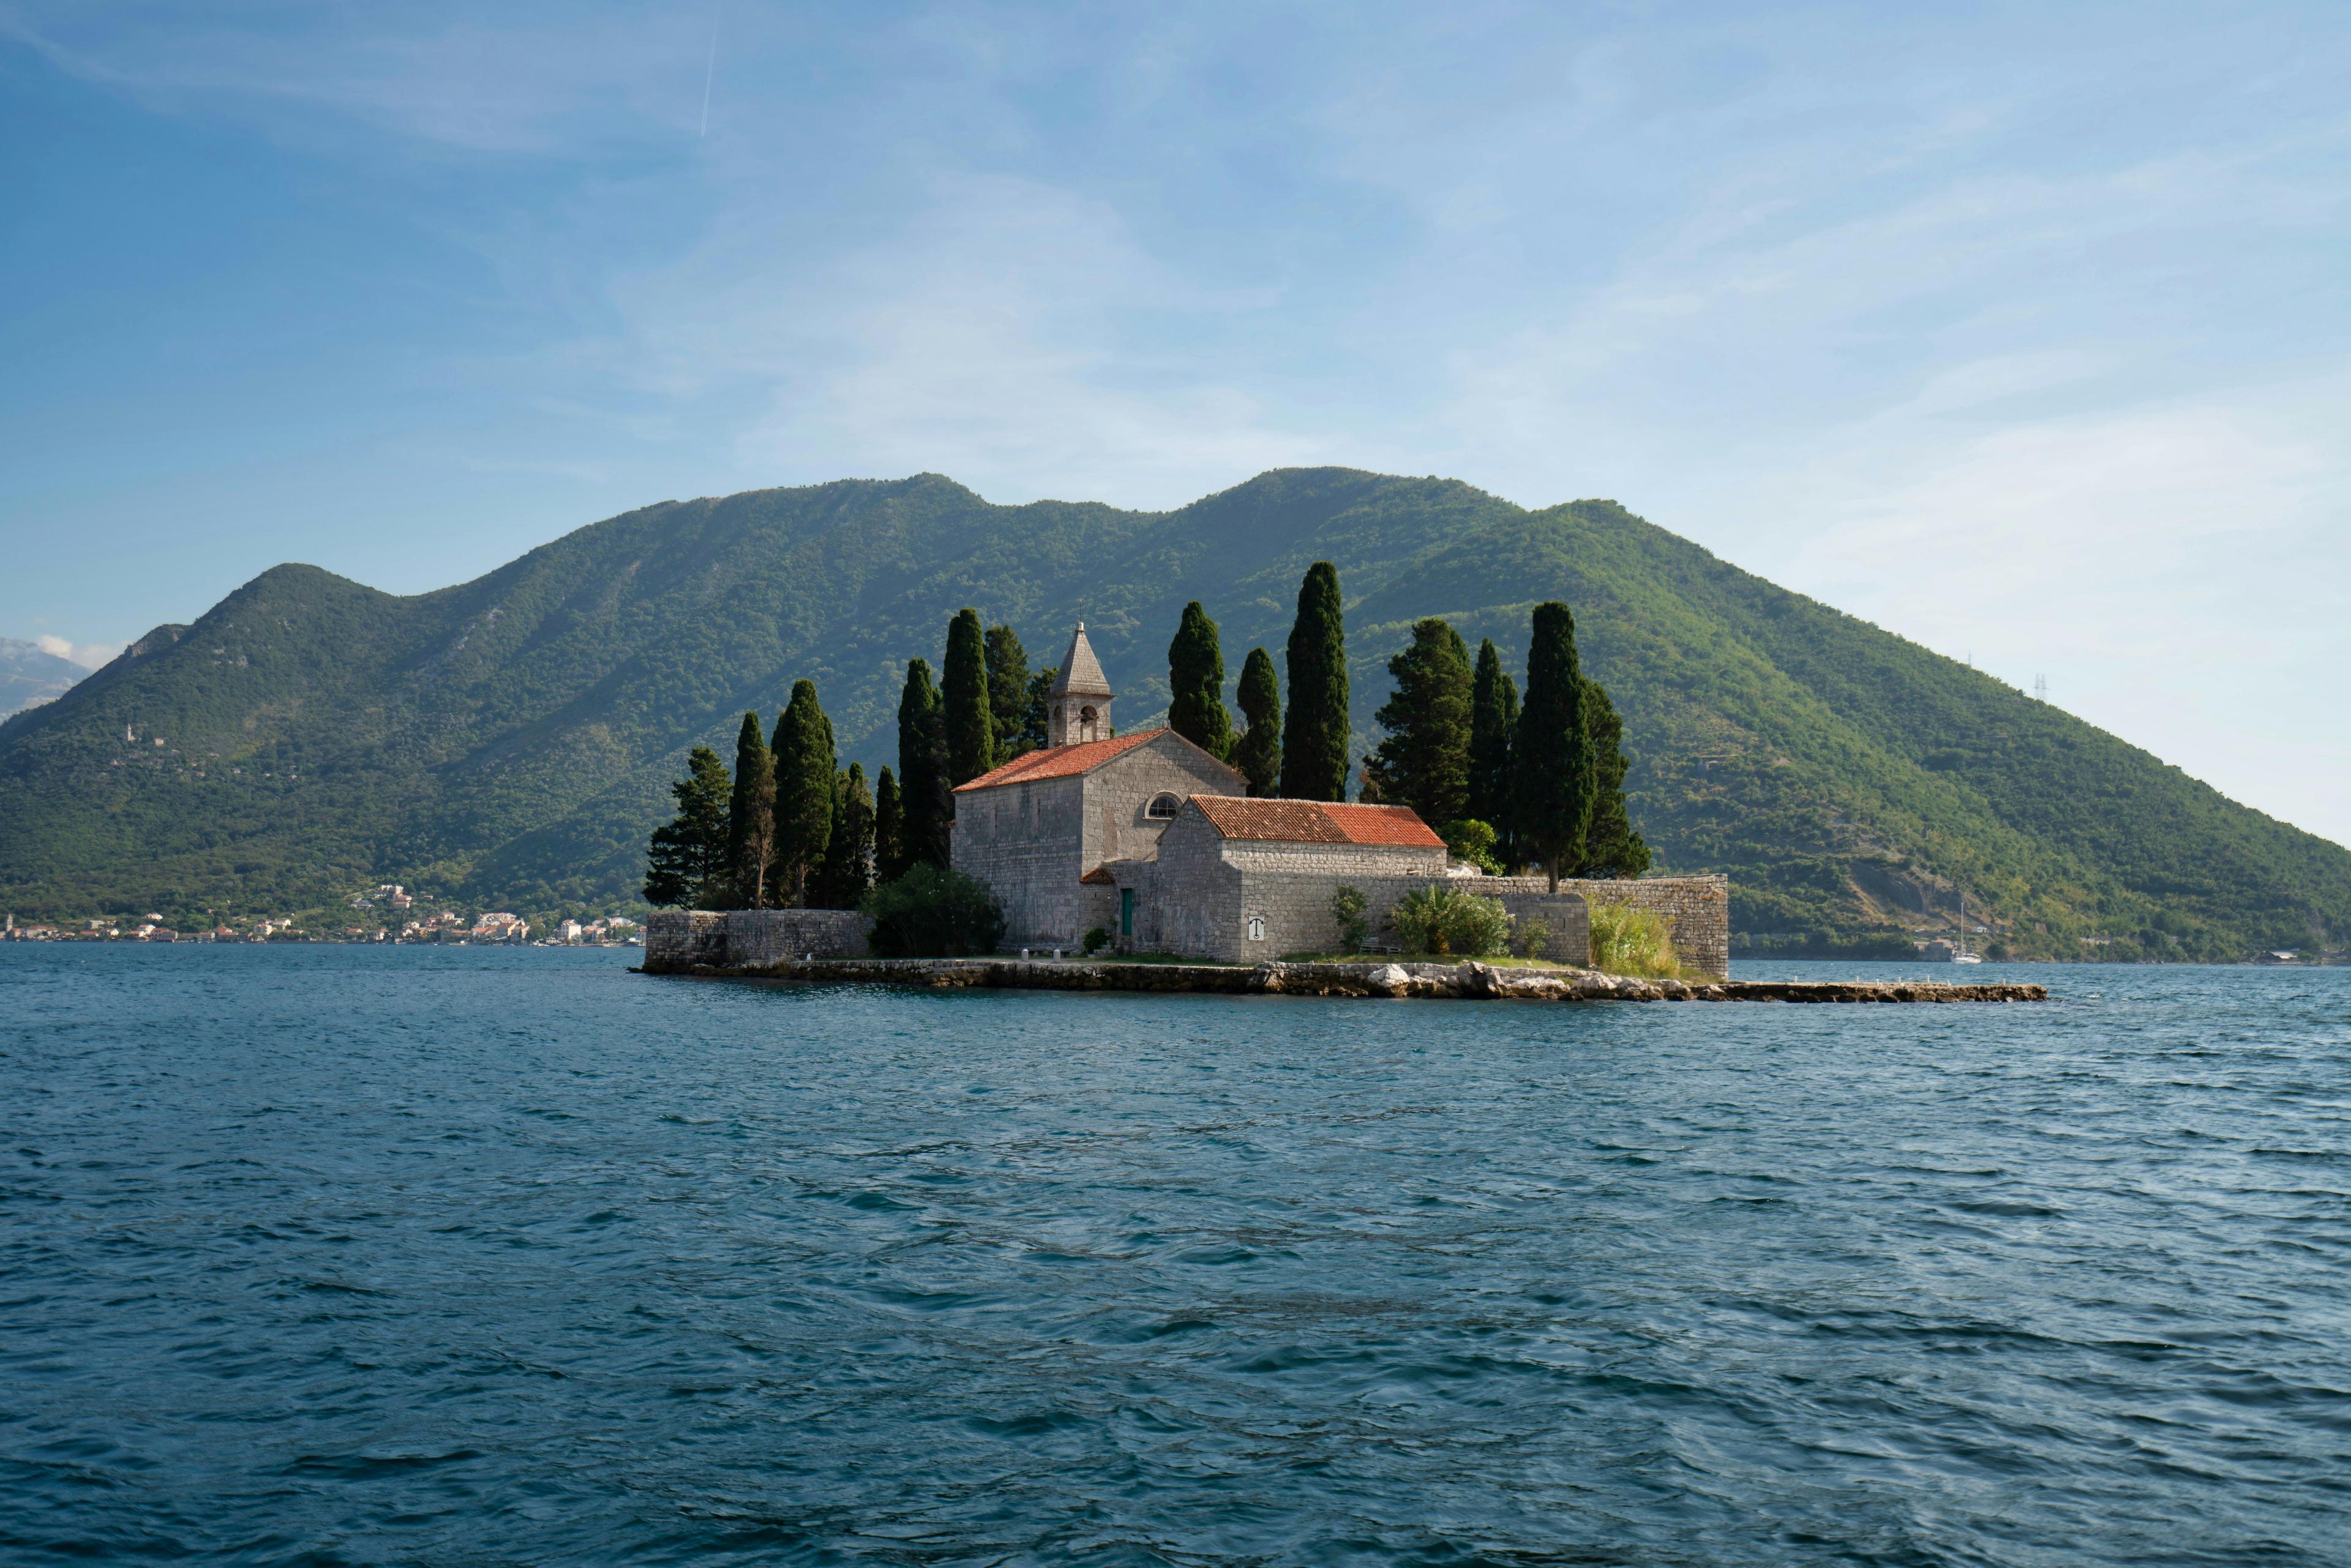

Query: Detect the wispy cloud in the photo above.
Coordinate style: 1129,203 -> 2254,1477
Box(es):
33,634 -> 122,669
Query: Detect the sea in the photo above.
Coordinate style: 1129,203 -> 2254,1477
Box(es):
2,945 -> 2345,1567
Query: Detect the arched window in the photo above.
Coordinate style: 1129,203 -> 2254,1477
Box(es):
1078,705 -> 1098,741
1146,792 -> 1181,820
1246,915 -> 1267,942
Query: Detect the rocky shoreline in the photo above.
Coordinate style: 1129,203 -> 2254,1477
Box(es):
638,955 -> 2045,1003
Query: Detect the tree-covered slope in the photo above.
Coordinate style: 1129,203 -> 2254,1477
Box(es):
2,468 -> 2342,959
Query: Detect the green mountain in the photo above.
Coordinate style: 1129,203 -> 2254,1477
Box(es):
3,468 -> 2343,959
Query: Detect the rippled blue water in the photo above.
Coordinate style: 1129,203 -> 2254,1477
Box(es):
3,946 -> 2347,1565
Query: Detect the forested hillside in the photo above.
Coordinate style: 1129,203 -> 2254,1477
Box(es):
2,468 -> 2342,959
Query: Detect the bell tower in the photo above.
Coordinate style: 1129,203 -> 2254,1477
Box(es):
1048,622 -> 1114,746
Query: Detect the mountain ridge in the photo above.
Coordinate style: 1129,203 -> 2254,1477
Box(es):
3,467 -> 2343,960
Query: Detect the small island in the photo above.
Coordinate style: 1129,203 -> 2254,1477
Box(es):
637,574 -> 2042,1005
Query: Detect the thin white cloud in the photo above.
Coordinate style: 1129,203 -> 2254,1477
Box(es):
32,634 -> 122,669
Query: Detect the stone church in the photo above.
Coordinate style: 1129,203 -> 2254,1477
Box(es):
948,624 -> 1730,973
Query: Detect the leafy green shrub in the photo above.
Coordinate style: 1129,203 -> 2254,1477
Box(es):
1331,885 -> 1370,954
1438,818 -> 1504,875
1387,885 -> 1511,958
1081,925 -> 1111,956
1588,903 -> 1678,978
861,865 -> 1005,957
1512,917 -> 1553,961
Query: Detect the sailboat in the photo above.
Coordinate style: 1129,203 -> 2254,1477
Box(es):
1952,891 -> 1984,964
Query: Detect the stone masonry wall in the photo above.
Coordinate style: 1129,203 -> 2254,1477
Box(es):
645,909 -> 873,972
1480,874 -> 1730,978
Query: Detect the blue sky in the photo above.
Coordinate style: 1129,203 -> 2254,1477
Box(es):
3,1 -> 2347,844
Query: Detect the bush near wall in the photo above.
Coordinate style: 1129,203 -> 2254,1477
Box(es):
862,866 -> 1006,957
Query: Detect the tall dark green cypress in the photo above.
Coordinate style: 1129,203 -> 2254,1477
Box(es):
812,762 -> 876,909
1279,561 -> 1349,801
1367,618 -> 1474,829
1021,669 -> 1054,753
726,711 -> 777,908
643,745 -> 732,908
1232,647 -> 1281,797
1574,679 -> 1651,879
984,625 -> 1032,764
943,609 -> 996,787
770,680 -> 836,906
1514,602 -> 1595,893
1467,637 -> 1519,857
897,659 -> 952,870
1166,601 -> 1234,759
873,766 -> 906,883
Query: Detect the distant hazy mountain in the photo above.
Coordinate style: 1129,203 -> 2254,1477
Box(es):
2,468 -> 2344,959
0,637 -> 84,719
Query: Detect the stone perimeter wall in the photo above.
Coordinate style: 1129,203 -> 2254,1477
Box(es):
645,909 -> 874,973
645,874 -> 1730,980
1482,874 -> 1731,980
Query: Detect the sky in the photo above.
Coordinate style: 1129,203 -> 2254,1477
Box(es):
2,1 -> 2345,846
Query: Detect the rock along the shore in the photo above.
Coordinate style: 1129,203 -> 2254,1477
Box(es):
639,955 -> 2045,1004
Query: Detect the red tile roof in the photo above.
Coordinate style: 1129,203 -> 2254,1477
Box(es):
1187,795 -> 1445,849
1322,803 -> 1452,848
1078,866 -> 1117,885
953,729 -> 1166,792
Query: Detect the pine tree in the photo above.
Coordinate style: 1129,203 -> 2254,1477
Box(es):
1367,618 -> 1473,829
643,745 -> 731,908
1467,638 -> 1519,862
1166,601 -> 1234,759
984,625 -> 1032,764
1280,561 -> 1349,801
812,762 -> 876,909
897,659 -> 952,870
770,680 -> 837,906
943,609 -> 996,786
1514,602 -> 1595,893
874,766 -> 906,883
726,711 -> 777,908
1573,678 -> 1651,880
1232,646 -> 1281,797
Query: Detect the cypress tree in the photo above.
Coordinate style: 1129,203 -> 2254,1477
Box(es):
643,745 -> 732,908
1166,601 -> 1234,759
726,711 -> 777,908
896,659 -> 952,869
1574,679 -> 1651,879
1367,618 -> 1473,830
1232,646 -> 1281,797
1022,669 -> 1054,752
943,609 -> 996,786
770,680 -> 836,906
984,625 -> 1033,764
1467,638 -> 1519,859
874,766 -> 906,883
1514,602 -> 1595,893
1279,561 -> 1349,801
812,762 -> 876,909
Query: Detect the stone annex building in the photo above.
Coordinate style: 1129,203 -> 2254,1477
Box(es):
950,625 -> 1730,975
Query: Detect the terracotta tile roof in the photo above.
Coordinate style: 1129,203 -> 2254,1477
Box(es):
953,728 -> 1164,792
1322,803 -> 1451,848
1187,795 -> 1446,849
1078,866 -> 1116,885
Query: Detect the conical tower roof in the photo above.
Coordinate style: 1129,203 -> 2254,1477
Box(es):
1049,622 -> 1113,699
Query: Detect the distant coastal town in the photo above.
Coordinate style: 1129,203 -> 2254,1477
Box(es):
1,884 -> 642,947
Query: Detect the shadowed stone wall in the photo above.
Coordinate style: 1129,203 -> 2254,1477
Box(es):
646,909 -> 874,972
